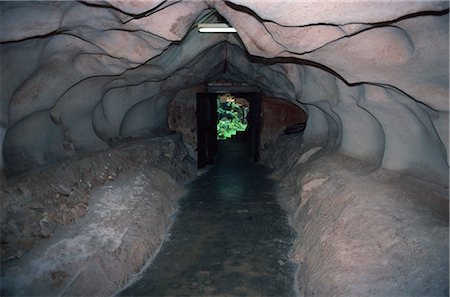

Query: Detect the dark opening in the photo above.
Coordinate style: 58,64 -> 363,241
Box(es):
217,93 -> 249,140
197,92 -> 261,168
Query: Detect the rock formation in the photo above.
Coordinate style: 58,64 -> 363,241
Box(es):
1,1 -> 448,183
1,1 -> 448,296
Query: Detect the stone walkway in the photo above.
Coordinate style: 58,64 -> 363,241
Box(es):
118,140 -> 297,296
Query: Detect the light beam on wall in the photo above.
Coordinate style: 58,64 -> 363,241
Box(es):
198,23 -> 236,33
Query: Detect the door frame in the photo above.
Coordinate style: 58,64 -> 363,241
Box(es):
196,93 -> 217,168
231,92 -> 262,162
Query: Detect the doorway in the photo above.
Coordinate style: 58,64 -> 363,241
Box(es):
217,93 -> 249,140
197,92 -> 261,168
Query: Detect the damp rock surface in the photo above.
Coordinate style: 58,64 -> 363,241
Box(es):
117,140 -> 297,297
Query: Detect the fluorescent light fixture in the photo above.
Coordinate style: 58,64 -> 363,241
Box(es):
199,27 -> 237,33
198,23 -> 236,33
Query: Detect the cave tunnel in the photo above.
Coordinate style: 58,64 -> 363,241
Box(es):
0,1 -> 449,296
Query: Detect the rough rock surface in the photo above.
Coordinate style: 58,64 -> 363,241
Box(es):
265,134 -> 449,297
0,1 -> 448,185
168,84 -> 205,161
0,135 -> 196,296
260,96 -> 307,160
0,2 -> 449,296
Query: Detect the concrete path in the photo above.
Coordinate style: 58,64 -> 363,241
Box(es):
118,140 -> 297,296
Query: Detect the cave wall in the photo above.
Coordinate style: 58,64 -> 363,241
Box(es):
260,96 -> 307,159
222,43 -> 449,184
267,136 -> 449,296
0,135 -> 196,296
1,1 -> 227,175
0,1 -> 448,184
168,84 -> 204,161
0,2 -> 449,296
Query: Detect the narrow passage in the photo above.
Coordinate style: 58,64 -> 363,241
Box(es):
119,140 -> 297,296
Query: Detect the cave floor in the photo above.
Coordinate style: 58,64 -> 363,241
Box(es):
118,140 -> 297,297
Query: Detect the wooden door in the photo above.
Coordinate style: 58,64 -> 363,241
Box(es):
248,92 -> 262,162
197,93 -> 217,168
233,92 -> 262,162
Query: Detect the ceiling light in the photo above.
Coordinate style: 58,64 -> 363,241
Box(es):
198,23 -> 236,33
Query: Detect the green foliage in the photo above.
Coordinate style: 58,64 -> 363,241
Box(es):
217,98 -> 247,140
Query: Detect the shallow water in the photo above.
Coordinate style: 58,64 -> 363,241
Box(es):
118,140 -> 297,296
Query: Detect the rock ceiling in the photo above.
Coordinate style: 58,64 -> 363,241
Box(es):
0,1 -> 448,183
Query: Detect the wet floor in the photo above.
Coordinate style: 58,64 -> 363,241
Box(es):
118,140 -> 297,297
